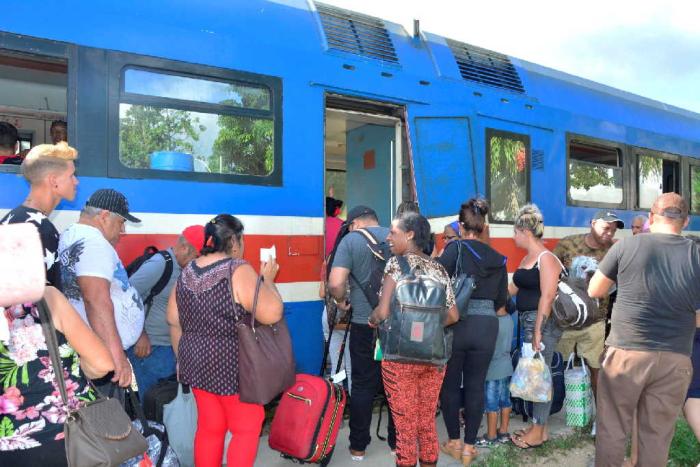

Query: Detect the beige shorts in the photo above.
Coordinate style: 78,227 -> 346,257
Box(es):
556,320 -> 605,369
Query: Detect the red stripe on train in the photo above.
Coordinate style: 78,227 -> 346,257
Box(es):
116,234 -> 324,283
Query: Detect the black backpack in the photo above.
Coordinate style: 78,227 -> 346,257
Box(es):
126,246 -> 160,277
127,249 -> 174,314
350,228 -> 391,309
379,255 -> 452,365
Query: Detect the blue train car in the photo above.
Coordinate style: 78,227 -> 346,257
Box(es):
1,0 -> 698,372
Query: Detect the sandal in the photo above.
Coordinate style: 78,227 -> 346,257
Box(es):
511,436 -> 545,450
461,446 -> 478,466
439,441 -> 462,461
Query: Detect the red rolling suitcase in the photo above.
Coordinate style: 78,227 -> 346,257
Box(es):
268,374 -> 346,464
268,305 -> 350,465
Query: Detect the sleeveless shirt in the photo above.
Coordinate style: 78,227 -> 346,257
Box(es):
175,257 -> 247,395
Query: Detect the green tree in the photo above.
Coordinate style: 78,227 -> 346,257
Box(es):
120,105 -> 204,169
210,88 -> 274,176
490,136 -> 526,221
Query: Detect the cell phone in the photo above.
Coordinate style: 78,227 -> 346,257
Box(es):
259,245 -> 277,262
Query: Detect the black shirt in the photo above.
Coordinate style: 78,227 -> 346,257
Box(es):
1,205 -> 62,290
599,233 -> 700,356
438,239 -> 508,310
512,264 -> 541,312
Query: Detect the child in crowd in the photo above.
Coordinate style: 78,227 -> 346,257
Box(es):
477,305 -> 515,446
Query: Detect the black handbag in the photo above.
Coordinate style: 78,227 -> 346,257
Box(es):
378,255 -> 452,366
36,299 -> 148,467
236,276 -> 296,405
451,240 -> 476,319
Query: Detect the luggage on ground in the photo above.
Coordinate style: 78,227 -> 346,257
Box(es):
268,374 -> 346,465
143,377 -> 178,424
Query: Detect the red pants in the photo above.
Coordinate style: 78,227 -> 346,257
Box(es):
192,388 -> 264,467
382,361 -> 445,466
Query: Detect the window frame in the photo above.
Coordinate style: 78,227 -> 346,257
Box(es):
107,52 -> 283,186
685,157 -> 700,215
565,133 -> 627,209
485,128 -> 531,224
0,33 -> 73,175
631,147 -> 681,211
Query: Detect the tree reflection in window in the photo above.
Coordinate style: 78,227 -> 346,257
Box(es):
488,131 -> 529,222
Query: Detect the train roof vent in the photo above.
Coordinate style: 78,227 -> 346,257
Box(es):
447,39 -> 525,93
316,2 -> 399,65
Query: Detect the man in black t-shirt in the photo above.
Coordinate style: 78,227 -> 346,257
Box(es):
588,193 -> 700,467
0,142 -> 79,290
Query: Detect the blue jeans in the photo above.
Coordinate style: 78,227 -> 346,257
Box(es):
484,377 -> 512,413
127,345 -> 177,396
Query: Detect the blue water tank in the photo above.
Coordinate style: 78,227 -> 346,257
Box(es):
150,151 -> 194,171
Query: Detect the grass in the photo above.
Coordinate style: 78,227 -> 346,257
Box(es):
668,417 -> 700,467
472,426 -> 594,467
473,417 -> 700,467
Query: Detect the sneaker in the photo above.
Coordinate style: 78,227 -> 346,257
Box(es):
497,432 -> 511,444
475,435 -> 497,447
350,449 -> 365,462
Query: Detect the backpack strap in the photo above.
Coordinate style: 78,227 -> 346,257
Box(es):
144,250 -> 174,316
396,254 -> 412,277
354,228 -> 386,262
535,250 -> 567,277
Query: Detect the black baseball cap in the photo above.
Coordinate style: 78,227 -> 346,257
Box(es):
346,205 -> 377,224
85,189 -> 141,223
592,210 -> 624,228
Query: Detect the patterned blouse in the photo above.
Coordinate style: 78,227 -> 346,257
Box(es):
176,258 -> 247,395
0,303 -> 95,452
383,253 -> 456,310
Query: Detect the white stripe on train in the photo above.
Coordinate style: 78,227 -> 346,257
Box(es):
0,209 -> 325,236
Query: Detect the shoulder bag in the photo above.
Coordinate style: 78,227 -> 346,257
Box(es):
236,275 -> 296,405
37,299 -> 148,467
451,240 -> 476,319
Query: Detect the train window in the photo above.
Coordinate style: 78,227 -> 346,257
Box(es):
486,129 -> 530,222
568,140 -> 623,206
124,69 -> 270,111
636,153 -> 679,209
691,165 -> 700,214
0,52 -> 67,170
119,67 -> 275,178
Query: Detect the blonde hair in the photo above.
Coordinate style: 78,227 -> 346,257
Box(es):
514,204 -> 544,238
21,142 -> 78,184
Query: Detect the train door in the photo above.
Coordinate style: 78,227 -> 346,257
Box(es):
324,96 -> 410,233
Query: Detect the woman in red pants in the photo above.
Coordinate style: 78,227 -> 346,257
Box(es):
168,214 -> 284,467
369,212 -> 459,467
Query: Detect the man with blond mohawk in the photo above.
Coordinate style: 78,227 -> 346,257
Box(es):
0,141 -> 79,290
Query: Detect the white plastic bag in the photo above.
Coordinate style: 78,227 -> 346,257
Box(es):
163,384 -> 197,466
510,350 -> 552,403
564,353 -> 593,427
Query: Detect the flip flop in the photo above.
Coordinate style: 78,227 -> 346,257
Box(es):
511,436 -> 544,450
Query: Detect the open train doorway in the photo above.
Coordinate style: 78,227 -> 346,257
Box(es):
324,96 -> 412,242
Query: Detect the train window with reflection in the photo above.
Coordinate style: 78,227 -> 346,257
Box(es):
691,165 -> 700,214
568,140 -> 623,206
119,68 -> 274,178
487,129 -> 530,222
636,153 -> 679,209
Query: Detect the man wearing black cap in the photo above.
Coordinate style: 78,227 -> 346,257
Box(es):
58,189 -> 144,399
328,205 -> 396,460
552,209 -> 624,424
589,193 -> 700,466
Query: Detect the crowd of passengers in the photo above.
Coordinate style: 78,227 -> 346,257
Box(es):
0,123 -> 699,467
